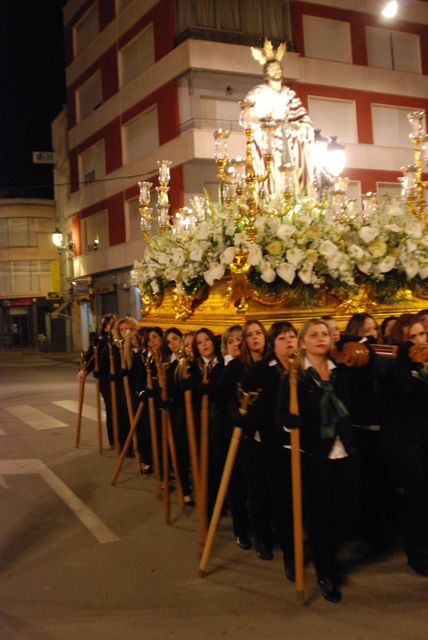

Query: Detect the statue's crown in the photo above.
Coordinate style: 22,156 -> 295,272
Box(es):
251,39 -> 286,66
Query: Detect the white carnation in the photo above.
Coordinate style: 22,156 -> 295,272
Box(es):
220,247 -> 237,264
248,245 -> 262,266
261,266 -> 276,283
276,224 -> 296,241
319,240 -> 338,258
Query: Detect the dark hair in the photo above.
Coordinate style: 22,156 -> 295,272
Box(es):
193,328 -> 219,363
240,319 -> 268,366
389,313 -> 414,345
165,327 -> 183,339
267,321 -> 297,355
344,312 -> 377,337
146,326 -> 163,339
418,309 -> 428,317
379,316 -> 397,344
100,313 -> 116,332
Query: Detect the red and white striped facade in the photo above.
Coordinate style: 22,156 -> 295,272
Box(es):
58,0 -> 428,321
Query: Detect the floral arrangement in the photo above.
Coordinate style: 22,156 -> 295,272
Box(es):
131,195 -> 428,306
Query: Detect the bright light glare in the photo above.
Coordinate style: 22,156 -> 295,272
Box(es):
381,1 -> 398,18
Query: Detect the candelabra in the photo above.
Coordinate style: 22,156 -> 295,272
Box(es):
401,110 -> 428,223
138,160 -> 172,238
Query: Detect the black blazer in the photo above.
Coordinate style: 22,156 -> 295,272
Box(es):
275,363 -> 355,460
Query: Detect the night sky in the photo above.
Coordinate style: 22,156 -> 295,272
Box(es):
0,2 -> 66,199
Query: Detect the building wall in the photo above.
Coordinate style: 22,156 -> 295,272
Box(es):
58,0 -> 428,346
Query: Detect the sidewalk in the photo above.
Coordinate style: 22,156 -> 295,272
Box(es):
0,348 -> 81,365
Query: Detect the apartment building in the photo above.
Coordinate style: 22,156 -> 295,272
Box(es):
59,0 -> 428,346
0,198 -> 67,350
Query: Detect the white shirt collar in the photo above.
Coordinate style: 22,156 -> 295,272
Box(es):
304,356 -> 336,371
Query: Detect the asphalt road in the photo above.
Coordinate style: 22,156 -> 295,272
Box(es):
0,352 -> 427,640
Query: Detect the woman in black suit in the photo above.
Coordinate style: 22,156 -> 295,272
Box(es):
275,318 -> 360,603
379,316 -> 428,576
239,320 -> 298,578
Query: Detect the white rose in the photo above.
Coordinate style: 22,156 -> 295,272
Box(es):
277,262 -> 296,285
220,247 -> 237,264
419,265 -> 428,279
189,246 -> 203,261
276,224 -> 296,241
357,261 -> 373,275
402,258 -> 419,279
247,245 -> 262,266
261,266 -> 276,283
151,280 -> 159,294
319,240 -> 338,258
359,226 -> 379,244
386,204 -> 405,217
406,240 -> 417,254
404,220 -> 422,238
378,256 -> 396,273
203,262 -> 225,286
328,252 -> 343,270
172,248 -> 185,266
348,244 -> 364,261
286,246 -> 304,266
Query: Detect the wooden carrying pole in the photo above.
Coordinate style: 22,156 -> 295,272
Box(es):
155,352 -> 185,523
199,363 -> 210,544
93,345 -> 103,454
111,400 -> 144,485
199,386 -> 259,577
184,388 -> 200,507
199,426 -> 242,577
75,352 -> 86,448
146,358 -> 162,498
108,342 -> 120,457
288,361 -> 305,605
118,340 -> 141,472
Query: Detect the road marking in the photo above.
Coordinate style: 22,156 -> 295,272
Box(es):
5,405 -> 68,430
53,400 -> 106,422
0,459 -> 119,544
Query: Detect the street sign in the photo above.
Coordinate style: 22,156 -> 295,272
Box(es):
33,151 -> 54,164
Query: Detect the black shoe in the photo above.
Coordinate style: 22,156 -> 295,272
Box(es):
236,536 -> 252,550
408,558 -> 428,577
283,557 -> 295,583
318,577 -> 342,603
255,541 -> 273,561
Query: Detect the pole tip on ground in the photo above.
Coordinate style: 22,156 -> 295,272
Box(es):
199,569 -> 205,578
296,590 -> 305,605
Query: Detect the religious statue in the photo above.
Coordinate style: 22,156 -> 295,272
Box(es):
241,40 -> 315,197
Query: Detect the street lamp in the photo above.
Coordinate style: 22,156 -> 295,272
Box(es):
52,228 -> 64,249
325,136 -> 346,178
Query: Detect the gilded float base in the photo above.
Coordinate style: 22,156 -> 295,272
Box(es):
139,278 -> 428,332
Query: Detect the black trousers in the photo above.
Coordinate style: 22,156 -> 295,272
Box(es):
302,453 -> 360,579
380,427 -> 428,562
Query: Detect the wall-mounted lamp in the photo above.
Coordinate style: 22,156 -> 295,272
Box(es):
52,228 -> 64,248
381,1 -> 398,18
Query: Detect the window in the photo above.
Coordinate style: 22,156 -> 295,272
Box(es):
199,97 -> 240,127
123,107 -> 158,164
0,218 -> 52,247
83,210 -> 109,253
126,197 -> 141,241
74,2 -> 99,57
176,0 -> 290,41
0,260 -> 51,293
366,27 -> 421,73
303,15 -> 351,63
79,141 -> 105,184
372,105 -> 418,148
77,72 -> 102,121
308,97 -> 357,144
120,25 -> 155,87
